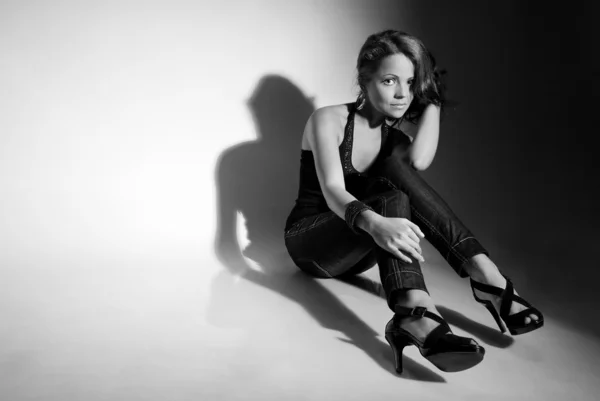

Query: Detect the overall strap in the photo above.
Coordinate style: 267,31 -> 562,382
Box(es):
341,102 -> 359,175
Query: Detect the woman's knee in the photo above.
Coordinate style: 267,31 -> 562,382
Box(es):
367,190 -> 410,218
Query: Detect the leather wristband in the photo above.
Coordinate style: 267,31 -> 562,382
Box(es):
345,200 -> 374,235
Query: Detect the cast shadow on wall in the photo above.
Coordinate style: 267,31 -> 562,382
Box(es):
210,75 -> 507,380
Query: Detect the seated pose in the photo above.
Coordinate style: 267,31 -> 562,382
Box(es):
283,29 -> 543,374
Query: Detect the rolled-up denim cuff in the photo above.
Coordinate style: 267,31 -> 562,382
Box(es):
383,270 -> 429,311
344,200 -> 374,235
448,237 -> 490,278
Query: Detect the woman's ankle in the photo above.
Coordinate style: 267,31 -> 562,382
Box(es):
391,289 -> 441,336
462,254 -> 501,282
392,289 -> 434,309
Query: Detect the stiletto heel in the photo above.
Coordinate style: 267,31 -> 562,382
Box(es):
385,306 -> 485,374
384,331 -> 411,373
483,302 -> 507,333
470,274 -> 544,335
472,289 -> 507,333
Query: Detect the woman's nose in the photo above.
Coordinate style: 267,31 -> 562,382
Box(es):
395,84 -> 408,98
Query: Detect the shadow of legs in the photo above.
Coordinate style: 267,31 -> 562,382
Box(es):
288,270 -> 446,381
436,306 -> 514,348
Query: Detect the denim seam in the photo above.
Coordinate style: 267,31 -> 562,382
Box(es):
383,271 -> 424,292
384,270 -> 423,282
380,195 -> 401,291
284,221 -> 303,238
390,193 -> 402,291
310,259 -> 334,278
284,213 -> 339,238
392,258 -> 401,289
374,177 -> 398,191
384,268 -> 397,288
299,258 -> 333,278
410,207 -> 468,265
451,236 -> 475,250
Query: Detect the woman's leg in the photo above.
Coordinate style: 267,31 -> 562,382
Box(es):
285,188 -> 466,343
285,189 -> 428,311
286,188 -> 486,372
369,148 -> 540,324
369,147 -> 489,277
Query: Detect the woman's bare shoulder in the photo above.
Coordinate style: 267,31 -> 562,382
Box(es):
310,103 -> 350,123
302,104 -> 350,149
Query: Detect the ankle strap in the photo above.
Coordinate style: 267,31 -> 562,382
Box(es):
394,305 -> 446,326
395,306 -> 427,317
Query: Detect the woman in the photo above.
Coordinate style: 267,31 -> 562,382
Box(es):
283,30 -> 543,374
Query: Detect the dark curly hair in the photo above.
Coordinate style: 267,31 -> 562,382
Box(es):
356,29 -> 447,123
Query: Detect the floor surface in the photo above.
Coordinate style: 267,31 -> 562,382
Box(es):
1,239 -> 599,401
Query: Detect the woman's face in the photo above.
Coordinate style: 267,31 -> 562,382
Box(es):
365,53 -> 415,119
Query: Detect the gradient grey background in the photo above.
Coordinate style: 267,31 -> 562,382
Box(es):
407,0 -> 599,337
1,1 -> 598,400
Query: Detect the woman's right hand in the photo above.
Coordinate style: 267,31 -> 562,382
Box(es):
367,215 -> 426,263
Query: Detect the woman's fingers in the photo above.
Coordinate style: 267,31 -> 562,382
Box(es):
391,248 -> 413,264
375,218 -> 425,263
405,229 -> 420,245
383,238 -> 423,263
400,234 -> 422,255
404,220 -> 425,238
396,241 -> 425,263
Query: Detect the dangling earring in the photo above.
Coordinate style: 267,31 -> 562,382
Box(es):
356,91 -> 366,110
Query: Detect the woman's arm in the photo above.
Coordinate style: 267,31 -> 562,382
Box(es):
404,104 -> 440,171
308,106 -> 425,263
307,106 -> 382,231
306,106 -> 364,220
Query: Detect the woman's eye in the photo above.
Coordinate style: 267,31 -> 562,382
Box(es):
383,78 -> 396,85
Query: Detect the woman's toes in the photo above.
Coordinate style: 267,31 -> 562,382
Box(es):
524,314 -> 539,325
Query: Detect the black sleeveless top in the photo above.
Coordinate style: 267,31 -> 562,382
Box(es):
284,103 -> 409,232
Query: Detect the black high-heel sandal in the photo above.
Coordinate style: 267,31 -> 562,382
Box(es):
470,274 -> 544,335
384,305 -> 485,374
